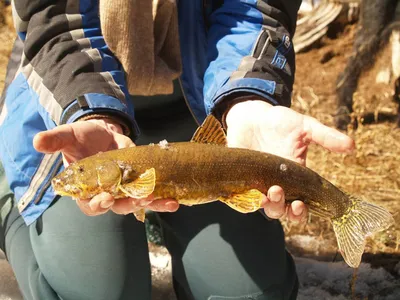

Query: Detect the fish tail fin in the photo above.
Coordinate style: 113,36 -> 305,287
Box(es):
332,196 -> 394,268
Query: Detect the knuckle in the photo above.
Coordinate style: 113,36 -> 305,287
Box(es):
265,208 -> 284,219
140,199 -> 153,207
149,204 -> 166,212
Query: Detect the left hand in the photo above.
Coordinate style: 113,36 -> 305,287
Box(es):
225,100 -> 355,223
33,118 -> 179,216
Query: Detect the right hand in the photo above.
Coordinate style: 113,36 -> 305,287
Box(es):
33,118 -> 179,216
225,100 -> 355,223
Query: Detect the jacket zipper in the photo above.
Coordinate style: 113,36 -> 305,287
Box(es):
33,157 -> 63,205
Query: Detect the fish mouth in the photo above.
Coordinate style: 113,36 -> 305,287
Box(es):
51,177 -> 64,191
51,177 -> 84,198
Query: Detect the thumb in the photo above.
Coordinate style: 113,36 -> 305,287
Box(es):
113,133 -> 136,149
303,116 -> 355,154
33,124 -> 76,154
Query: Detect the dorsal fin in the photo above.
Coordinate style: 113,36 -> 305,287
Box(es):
191,115 -> 227,145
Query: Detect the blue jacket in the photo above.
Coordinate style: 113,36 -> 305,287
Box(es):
0,0 -> 301,225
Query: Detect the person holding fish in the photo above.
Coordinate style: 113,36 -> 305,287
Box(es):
0,1 -> 361,300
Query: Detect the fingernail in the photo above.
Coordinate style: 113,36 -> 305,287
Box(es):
100,200 -> 113,209
88,200 -> 98,211
166,201 -> 178,212
269,192 -> 282,203
293,206 -> 304,216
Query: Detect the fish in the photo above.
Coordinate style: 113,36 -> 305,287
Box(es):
52,114 -> 394,268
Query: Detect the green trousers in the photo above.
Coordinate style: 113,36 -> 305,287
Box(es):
0,86 -> 298,300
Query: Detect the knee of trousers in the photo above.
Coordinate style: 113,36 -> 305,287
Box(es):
26,200 -> 152,300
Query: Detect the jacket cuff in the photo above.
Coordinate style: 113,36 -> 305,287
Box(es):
60,93 -> 140,141
77,113 -> 130,136
213,94 -> 267,129
210,77 -> 290,128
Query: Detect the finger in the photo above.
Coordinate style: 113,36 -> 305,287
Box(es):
113,133 -> 136,149
287,200 -> 308,224
33,125 -> 75,154
303,116 -> 355,154
76,197 -> 109,216
88,192 -> 115,211
147,199 -> 179,212
262,185 -> 286,219
110,197 -> 146,215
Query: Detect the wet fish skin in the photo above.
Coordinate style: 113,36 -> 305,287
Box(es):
52,142 -> 347,217
51,115 -> 394,269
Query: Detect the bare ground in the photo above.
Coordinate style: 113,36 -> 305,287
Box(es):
287,24 -> 400,262
0,3 -> 14,92
0,5 -> 399,300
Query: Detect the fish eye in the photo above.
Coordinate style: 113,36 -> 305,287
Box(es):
78,166 -> 84,173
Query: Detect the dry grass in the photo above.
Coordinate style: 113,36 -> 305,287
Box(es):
0,3 -> 16,95
285,25 -> 400,260
0,6 -> 398,262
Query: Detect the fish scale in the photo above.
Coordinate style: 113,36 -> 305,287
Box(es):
52,115 -> 394,269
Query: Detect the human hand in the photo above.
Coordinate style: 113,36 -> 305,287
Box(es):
225,100 -> 355,223
33,118 -> 179,216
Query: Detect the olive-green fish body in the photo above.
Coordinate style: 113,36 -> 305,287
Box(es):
52,115 -> 394,268
60,142 -> 347,218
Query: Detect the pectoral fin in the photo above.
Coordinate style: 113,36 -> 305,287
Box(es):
119,168 -> 156,199
218,189 -> 264,213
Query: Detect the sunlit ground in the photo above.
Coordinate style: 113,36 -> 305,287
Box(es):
0,5 -> 399,299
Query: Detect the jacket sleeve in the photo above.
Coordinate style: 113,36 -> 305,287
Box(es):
10,0 -> 139,139
203,0 -> 302,119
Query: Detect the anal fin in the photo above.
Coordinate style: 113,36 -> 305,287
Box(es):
133,209 -> 146,223
218,189 -> 264,213
119,168 -> 156,199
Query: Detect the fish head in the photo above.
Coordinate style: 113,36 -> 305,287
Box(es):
51,158 -> 122,199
